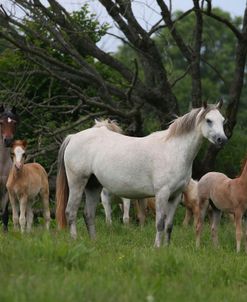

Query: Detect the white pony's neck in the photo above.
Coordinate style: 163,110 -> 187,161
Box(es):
168,126 -> 203,175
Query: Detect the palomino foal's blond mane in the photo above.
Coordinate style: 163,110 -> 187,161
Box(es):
94,119 -> 123,134
166,105 -> 218,140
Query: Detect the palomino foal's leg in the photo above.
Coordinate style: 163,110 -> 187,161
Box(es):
210,208 -> 222,248
243,214 -> 247,253
41,189 -> 51,230
26,203 -> 34,233
195,198 -> 209,248
101,189 -> 112,225
122,198 -> 131,225
235,210 -> 243,253
135,199 -> 147,227
183,208 -> 193,226
19,197 -> 28,233
164,194 -> 181,246
154,188 -> 170,248
84,187 -> 102,239
8,192 -> 19,230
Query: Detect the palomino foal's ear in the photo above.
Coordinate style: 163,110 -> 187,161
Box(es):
22,140 -> 28,149
216,98 -> 224,109
202,100 -> 207,109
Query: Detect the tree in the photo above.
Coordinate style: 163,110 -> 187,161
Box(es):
0,0 -> 246,176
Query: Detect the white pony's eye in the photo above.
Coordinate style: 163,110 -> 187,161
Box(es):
206,118 -> 212,125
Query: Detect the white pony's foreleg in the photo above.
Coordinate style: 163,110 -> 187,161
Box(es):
122,198 -> 130,225
101,189 -> 112,225
154,188 -> 170,248
84,187 -> 102,239
164,194 -> 181,245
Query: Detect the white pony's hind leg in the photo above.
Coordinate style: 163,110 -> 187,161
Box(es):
164,194 -> 181,246
66,176 -> 87,239
122,198 -> 130,225
101,188 -> 112,225
84,186 -> 102,239
154,188 -> 170,248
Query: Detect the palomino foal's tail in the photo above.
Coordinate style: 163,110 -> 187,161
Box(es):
56,135 -> 71,229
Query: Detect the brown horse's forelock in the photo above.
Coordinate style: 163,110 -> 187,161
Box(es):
166,105 -> 218,140
0,109 -> 19,123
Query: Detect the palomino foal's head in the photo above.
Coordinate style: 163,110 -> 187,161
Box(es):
0,105 -> 19,147
199,100 -> 227,147
11,140 -> 27,171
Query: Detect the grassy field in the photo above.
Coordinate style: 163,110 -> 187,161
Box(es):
0,207 -> 247,302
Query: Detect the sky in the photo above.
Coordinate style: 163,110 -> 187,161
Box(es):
1,0 -> 246,52
60,0 -> 247,52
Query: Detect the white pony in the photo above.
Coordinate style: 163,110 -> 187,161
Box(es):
56,101 -> 227,247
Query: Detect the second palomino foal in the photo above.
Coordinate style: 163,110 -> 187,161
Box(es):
196,156 -> 247,252
6,140 -> 50,232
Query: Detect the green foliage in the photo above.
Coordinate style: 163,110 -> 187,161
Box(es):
1,214 -> 247,302
0,4 -> 110,175
71,4 -> 110,43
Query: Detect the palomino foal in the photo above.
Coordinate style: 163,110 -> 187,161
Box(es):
6,140 -> 50,232
196,157 -> 247,252
182,179 -> 199,226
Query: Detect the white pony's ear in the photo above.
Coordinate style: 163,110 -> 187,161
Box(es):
202,100 -> 207,109
216,98 -> 224,109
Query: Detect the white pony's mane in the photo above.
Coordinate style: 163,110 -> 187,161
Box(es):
166,105 -> 218,140
93,119 -> 123,134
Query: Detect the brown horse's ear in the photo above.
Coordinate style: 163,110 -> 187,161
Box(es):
22,140 -> 28,149
11,106 -> 17,114
216,98 -> 224,109
202,100 -> 207,109
0,105 -> 4,113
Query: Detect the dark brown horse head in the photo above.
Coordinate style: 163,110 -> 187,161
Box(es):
0,105 -> 19,147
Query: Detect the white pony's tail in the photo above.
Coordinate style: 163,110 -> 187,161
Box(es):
56,135 -> 71,229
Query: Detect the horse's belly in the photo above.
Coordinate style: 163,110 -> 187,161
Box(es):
97,175 -> 154,199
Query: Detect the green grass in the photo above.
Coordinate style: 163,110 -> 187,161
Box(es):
0,207 -> 247,302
